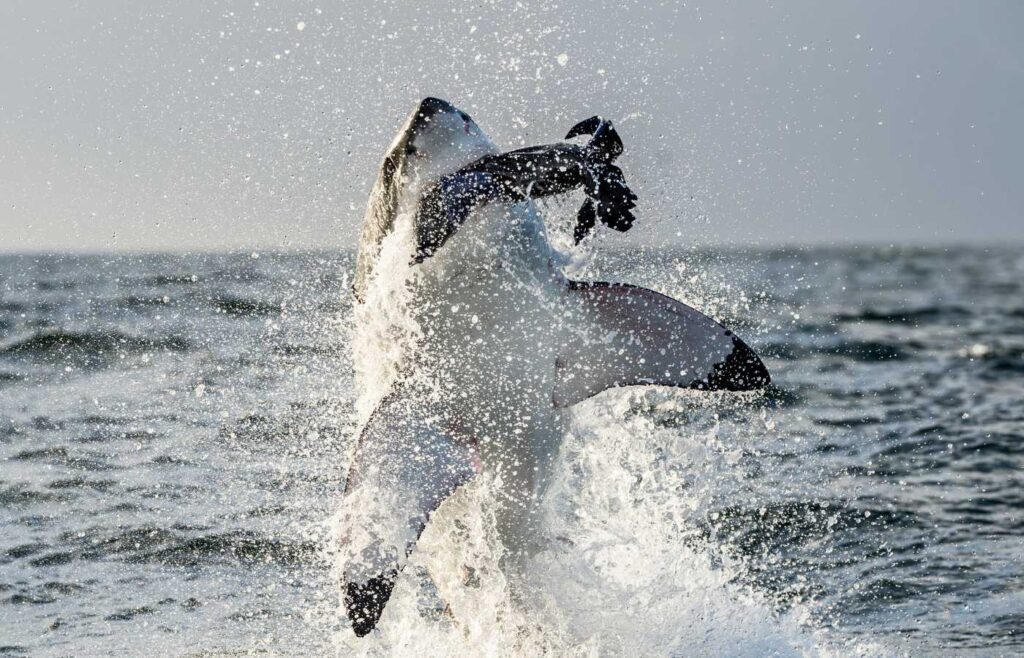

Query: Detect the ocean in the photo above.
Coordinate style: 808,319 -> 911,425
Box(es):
0,246 -> 1021,656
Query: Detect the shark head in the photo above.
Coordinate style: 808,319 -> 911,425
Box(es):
354,98 -> 498,299
391,97 -> 496,185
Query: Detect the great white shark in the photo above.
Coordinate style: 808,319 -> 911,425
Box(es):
339,97 -> 770,636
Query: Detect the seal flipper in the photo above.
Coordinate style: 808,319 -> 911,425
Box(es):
574,199 -> 597,244
565,116 -> 624,163
554,281 -> 770,407
564,116 -> 635,240
339,386 -> 479,636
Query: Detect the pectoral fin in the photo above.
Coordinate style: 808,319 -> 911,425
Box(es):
554,281 -> 770,407
339,386 -> 479,636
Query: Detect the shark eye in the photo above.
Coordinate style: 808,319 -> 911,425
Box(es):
405,144 -> 418,156
458,111 -> 471,123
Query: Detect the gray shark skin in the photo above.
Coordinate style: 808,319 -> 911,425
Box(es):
340,97 -> 770,637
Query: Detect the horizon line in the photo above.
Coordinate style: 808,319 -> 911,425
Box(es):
1,239 -> 1022,258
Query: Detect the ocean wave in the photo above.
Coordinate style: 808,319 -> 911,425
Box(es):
104,605 -> 156,621
762,338 -> 913,362
102,597 -> 204,622
11,446 -> 117,472
115,294 -> 177,308
872,431 -> 1024,467
0,372 -> 24,388
0,301 -> 28,313
271,342 -> 343,357
835,305 -> 971,325
219,407 -> 352,448
2,543 -> 49,562
0,329 -> 189,359
47,477 -> 117,492
132,530 -> 317,567
704,501 -> 925,558
5,581 -> 84,606
3,525 -> 317,569
34,279 -> 77,292
136,273 -> 201,286
212,295 -> 282,317
0,485 -> 66,507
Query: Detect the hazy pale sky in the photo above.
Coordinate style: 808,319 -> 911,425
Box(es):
1,0 -> 1021,252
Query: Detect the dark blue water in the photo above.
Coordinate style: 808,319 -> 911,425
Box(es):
0,247 -> 1021,655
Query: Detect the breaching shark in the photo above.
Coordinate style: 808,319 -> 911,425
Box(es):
339,97 -> 770,636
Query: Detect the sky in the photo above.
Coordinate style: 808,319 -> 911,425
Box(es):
0,0 -> 1021,252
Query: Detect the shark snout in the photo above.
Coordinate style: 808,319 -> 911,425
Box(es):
417,96 -> 457,118
414,97 -> 475,131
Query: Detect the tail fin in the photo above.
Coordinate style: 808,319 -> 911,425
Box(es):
565,116 -> 624,163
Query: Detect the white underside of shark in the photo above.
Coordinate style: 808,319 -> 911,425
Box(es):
338,97 -> 770,636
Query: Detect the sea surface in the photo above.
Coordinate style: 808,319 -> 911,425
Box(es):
0,246 -> 1022,656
